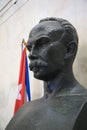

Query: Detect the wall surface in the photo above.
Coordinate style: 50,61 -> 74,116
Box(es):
0,0 -> 87,130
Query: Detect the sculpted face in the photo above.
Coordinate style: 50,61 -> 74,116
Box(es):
27,21 -> 66,81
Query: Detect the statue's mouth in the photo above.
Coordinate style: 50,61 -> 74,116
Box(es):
29,60 -> 48,73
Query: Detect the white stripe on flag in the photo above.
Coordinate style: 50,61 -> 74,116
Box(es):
16,84 -> 22,100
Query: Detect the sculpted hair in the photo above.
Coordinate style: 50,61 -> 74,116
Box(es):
40,18 -> 78,60
39,17 -> 78,46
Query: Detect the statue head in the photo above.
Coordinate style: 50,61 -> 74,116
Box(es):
26,18 -> 78,81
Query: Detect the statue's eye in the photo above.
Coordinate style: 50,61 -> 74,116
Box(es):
36,37 -> 50,47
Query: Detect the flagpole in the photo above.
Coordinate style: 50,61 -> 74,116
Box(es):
21,38 -> 27,51
21,39 -> 24,52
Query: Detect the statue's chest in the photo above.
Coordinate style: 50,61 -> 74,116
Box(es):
6,94 -> 87,130
33,95 -> 87,130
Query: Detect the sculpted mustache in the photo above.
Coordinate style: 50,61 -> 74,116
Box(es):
29,60 -> 48,70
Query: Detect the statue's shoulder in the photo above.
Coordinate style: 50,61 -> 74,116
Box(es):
5,98 -> 46,130
73,101 -> 87,130
70,84 -> 87,97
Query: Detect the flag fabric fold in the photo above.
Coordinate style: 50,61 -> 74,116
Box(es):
14,47 -> 31,114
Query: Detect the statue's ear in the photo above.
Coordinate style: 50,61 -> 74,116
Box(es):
64,41 -> 77,59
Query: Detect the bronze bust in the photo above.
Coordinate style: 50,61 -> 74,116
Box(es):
5,18 -> 87,130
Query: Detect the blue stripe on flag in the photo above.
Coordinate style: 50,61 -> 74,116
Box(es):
25,55 -> 31,101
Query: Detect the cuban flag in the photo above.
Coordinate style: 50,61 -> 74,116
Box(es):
14,47 -> 31,114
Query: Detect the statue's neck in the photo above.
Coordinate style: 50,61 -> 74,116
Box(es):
43,66 -> 77,99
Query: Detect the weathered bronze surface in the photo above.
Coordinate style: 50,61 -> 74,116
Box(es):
5,18 -> 87,130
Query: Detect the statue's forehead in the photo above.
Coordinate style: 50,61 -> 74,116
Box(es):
29,21 -> 63,42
